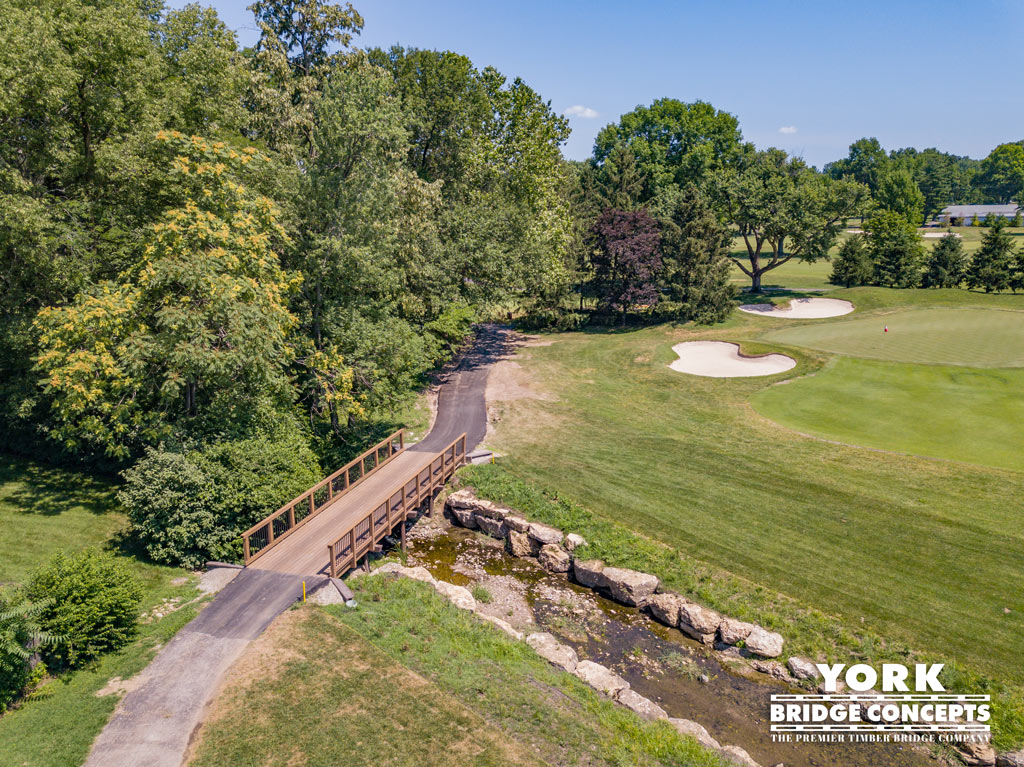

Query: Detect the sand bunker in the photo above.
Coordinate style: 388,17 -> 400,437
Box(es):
739,297 -> 854,319
669,341 -> 795,378
922,232 -> 962,239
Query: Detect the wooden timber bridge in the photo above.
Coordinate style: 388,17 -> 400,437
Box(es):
242,429 -> 468,578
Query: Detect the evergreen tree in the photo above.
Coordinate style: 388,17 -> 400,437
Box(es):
829,235 -> 874,287
921,234 -> 968,288
866,212 -> 924,288
966,217 -> 1016,292
653,185 -> 735,323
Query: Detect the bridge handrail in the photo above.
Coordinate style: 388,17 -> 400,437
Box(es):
326,433 -> 467,578
242,428 -> 406,564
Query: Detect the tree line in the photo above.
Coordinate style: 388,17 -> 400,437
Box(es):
2,0 -> 1022,573
0,0 -> 582,565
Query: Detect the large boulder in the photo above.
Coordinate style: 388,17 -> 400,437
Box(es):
957,741 -> 997,766
573,559 -> 607,589
615,688 -> 667,721
602,567 -> 659,607
474,502 -> 510,521
718,617 -> 755,645
647,592 -> 683,627
574,660 -> 630,697
669,718 -> 720,750
445,488 -> 479,510
526,632 -> 578,672
745,626 -> 784,658
564,533 -> 587,551
538,544 -> 571,573
475,514 -> 506,539
504,515 -> 530,533
787,656 -> 820,681
528,522 -> 564,546
446,489 -> 507,520
448,506 -> 477,529
479,613 -> 523,640
678,603 -> 722,644
719,744 -> 761,767
507,530 -> 533,558
433,580 -> 475,611
998,751 -> 1024,767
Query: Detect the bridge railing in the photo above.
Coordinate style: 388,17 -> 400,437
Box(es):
242,429 -> 406,564
327,433 -> 467,578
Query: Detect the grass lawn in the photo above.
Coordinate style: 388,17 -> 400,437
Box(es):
0,456 -> 125,585
188,578 -> 725,767
483,289 -> 1024,698
760,306 -> 1024,367
752,357 -> 1024,472
0,452 -> 198,767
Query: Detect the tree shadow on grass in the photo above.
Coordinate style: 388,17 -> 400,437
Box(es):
0,454 -> 117,518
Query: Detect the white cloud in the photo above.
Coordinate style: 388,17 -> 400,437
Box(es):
778,125 -> 798,134
564,104 -> 599,119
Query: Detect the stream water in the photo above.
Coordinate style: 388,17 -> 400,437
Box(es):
403,523 -> 944,767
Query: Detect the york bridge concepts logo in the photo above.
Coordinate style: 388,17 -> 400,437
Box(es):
770,663 -> 991,744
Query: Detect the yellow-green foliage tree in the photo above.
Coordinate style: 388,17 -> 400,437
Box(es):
33,132 -> 359,459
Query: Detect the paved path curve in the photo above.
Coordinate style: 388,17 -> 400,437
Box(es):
83,325 -> 508,767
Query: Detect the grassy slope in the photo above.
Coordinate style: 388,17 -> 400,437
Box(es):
752,357 -> 1024,472
485,289 -> 1024,691
0,453 -> 198,767
188,577 -> 726,767
761,306 -> 1024,367
0,456 -> 125,585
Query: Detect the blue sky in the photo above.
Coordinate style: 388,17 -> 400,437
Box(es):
169,0 -> 1024,167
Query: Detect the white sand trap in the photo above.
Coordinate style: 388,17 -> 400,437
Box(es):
844,228 -> 865,234
669,341 -> 795,378
922,232 -> 963,239
739,297 -> 854,319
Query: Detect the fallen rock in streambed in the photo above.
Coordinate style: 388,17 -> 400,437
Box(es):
538,543 -> 571,573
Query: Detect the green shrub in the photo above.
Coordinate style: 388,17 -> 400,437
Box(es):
517,309 -> 587,332
26,550 -> 141,670
120,431 -> 321,568
0,591 -> 58,710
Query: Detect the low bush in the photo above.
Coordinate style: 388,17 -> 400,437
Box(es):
0,592 -> 55,710
120,430 -> 321,569
517,309 -> 587,332
26,550 -> 141,670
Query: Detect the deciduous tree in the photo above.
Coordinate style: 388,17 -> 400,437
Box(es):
590,209 -> 662,323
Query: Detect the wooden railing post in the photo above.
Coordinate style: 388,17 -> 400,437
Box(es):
328,543 -> 336,578
288,506 -> 295,529
243,534 -> 251,563
308,494 -> 315,517
349,529 -> 356,570
267,520 -> 275,545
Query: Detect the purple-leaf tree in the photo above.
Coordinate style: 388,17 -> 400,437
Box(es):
590,208 -> 663,324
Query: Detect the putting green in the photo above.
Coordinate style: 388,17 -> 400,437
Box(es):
761,307 -> 1024,367
752,357 -> 1024,472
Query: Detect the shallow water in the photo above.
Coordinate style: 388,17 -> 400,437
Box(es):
406,526 -> 943,767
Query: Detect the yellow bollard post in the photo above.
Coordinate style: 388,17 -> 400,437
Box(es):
302,581 -> 306,603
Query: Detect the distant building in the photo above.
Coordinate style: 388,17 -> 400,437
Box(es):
937,204 -> 1020,224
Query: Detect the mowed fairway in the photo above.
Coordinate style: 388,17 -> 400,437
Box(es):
762,307 -> 1024,367
486,318 -> 1024,685
752,357 -> 1024,471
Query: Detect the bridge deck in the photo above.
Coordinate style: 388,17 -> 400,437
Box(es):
249,450 -> 436,576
